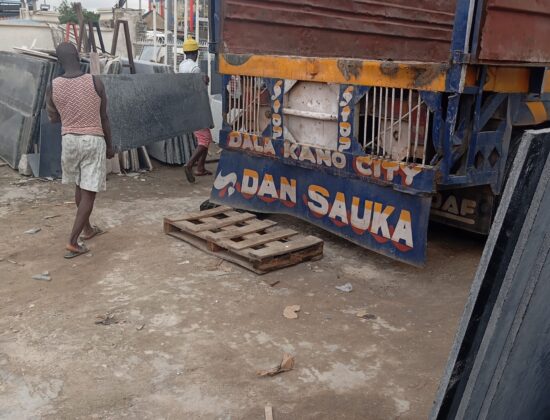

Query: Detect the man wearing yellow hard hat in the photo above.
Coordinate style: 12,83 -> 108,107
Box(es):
179,37 -> 213,182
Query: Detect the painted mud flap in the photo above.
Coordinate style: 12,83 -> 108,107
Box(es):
210,150 -> 432,266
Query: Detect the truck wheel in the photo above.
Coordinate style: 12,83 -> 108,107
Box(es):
199,199 -> 271,219
200,199 -> 219,211
494,129 -> 524,213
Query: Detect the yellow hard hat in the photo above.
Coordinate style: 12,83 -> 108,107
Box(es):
183,37 -> 199,52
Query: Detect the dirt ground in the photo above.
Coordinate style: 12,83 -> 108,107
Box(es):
0,162 -> 483,420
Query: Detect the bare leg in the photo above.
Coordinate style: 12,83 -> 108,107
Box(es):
75,185 -> 93,236
196,146 -> 209,173
184,145 -> 208,183
185,145 -> 208,170
69,188 -> 96,247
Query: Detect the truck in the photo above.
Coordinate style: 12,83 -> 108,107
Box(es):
207,0 -> 550,266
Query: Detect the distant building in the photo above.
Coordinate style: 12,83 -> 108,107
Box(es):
96,8 -> 115,27
142,9 -> 164,31
0,0 -> 21,18
147,0 -> 165,17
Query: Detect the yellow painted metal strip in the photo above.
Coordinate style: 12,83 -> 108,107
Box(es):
483,67 -> 531,93
220,54 -> 550,94
482,68 -> 550,93
544,73 -> 550,93
220,54 -> 449,91
526,101 -> 548,124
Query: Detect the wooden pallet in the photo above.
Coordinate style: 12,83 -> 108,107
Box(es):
164,206 -> 323,274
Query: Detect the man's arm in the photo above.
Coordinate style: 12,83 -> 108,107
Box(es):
93,76 -> 115,159
45,84 -> 61,123
192,65 -> 210,85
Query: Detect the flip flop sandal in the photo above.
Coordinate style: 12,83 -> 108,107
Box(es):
184,165 -> 196,183
80,226 -> 106,241
64,244 -> 90,259
195,170 -> 213,176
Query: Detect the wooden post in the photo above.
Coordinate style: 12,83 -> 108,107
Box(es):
122,20 -> 136,74
87,21 -> 97,53
110,20 -> 120,55
74,3 -> 88,53
111,20 -> 136,74
93,22 -> 106,53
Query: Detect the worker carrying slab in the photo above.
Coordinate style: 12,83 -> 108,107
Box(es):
46,42 -> 114,259
179,37 -> 213,183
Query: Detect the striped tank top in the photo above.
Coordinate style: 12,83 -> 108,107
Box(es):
52,74 -> 104,137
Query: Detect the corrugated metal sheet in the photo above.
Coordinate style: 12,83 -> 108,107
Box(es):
221,0 -> 456,63
478,0 -> 550,63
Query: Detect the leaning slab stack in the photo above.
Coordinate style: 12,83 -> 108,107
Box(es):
0,52 -> 212,171
0,52 -> 56,167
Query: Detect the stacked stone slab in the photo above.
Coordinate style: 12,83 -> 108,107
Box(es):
0,52 -> 56,168
432,128 -> 550,419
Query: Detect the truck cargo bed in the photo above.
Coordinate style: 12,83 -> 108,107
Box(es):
218,0 -> 550,65
221,0 -> 456,63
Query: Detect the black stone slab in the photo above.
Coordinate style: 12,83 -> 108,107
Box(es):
0,52 -> 47,115
37,110 -> 62,178
0,103 -> 33,168
431,128 -> 550,420
0,52 -> 55,167
99,73 -> 213,152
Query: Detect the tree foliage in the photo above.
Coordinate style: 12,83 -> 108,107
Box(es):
58,0 -> 100,24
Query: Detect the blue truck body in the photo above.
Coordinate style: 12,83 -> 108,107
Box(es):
208,0 -> 550,265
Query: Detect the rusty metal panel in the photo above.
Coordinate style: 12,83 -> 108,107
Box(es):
478,0 -> 550,63
221,0 -> 456,63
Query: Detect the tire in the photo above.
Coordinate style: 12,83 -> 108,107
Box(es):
200,199 -> 219,211
199,199 -> 270,219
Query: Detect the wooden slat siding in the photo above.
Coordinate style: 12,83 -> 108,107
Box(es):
165,206 -> 233,222
172,213 -> 254,233
166,229 -> 269,274
248,236 -> 324,260
478,0 -> 550,63
220,229 -> 299,251
164,209 -> 324,273
222,0 -> 456,62
202,219 -> 278,240
255,242 -> 324,271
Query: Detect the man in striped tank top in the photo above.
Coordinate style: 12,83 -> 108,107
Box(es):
46,42 -> 115,258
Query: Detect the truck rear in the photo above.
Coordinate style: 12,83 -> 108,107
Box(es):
208,0 -> 550,265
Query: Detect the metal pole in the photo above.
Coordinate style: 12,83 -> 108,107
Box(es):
153,2 -> 157,62
184,0 -> 188,39
389,88 -> 395,158
383,87 -> 389,156
195,0 -> 199,42
173,0 -> 177,72
407,92 -> 412,162
362,90 -> 368,149
207,0 -> 211,96
371,87 -> 377,151
413,94 -> 421,161
377,87 -> 383,155
256,78 -> 260,134
163,0 -> 167,64
236,77 -> 241,132
423,108 -> 430,166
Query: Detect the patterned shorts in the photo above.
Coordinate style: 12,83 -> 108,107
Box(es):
194,128 -> 213,148
61,134 -> 107,192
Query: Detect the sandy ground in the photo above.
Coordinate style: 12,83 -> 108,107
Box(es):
0,163 -> 483,419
